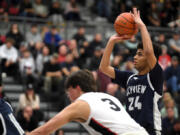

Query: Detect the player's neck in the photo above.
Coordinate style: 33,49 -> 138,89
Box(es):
138,67 -> 150,75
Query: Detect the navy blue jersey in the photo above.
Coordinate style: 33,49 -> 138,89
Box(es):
0,99 -> 25,135
113,63 -> 163,135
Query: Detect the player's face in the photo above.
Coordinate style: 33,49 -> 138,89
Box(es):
67,86 -> 80,102
133,49 -> 148,71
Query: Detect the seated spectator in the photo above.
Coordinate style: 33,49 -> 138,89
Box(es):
158,45 -> 171,70
147,2 -> 161,26
111,55 -> 123,69
106,83 -> 126,105
30,41 -> 44,59
86,33 -> 104,58
8,1 -> 20,16
168,31 -> 180,58
17,105 -> 38,132
162,107 -> 179,135
120,57 -> 137,73
43,53 -> 63,93
44,26 -> 62,53
124,35 -> 139,57
58,44 -> 68,64
6,23 -> 24,49
96,0 -> 111,18
19,0 -> 35,17
19,49 -> 35,85
55,129 -> 64,135
154,34 -> 167,46
18,84 -> 44,121
36,46 -> 51,75
165,56 -> 180,95
0,38 -> 18,77
64,0 -> 81,21
0,0 -> 8,22
89,46 -> 102,71
49,1 -> 64,24
33,0 -> 48,18
161,98 -> 179,119
26,24 -> 42,47
73,27 -> 87,48
0,34 -> 6,45
61,52 -> 79,77
68,39 -> 79,60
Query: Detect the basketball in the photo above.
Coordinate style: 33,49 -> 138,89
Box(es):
114,12 -> 138,36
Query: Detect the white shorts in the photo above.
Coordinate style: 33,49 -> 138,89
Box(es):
121,130 -> 149,135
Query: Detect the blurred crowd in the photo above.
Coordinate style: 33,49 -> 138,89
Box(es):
0,0 -> 179,27
0,0 -> 180,134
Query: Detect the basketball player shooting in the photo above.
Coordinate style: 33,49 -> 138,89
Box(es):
99,8 -> 163,135
28,69 -> 148,135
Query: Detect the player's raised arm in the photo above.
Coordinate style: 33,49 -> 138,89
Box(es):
28,100 -> 90,135
99,35 -> 131,79
132,8 -> 157,69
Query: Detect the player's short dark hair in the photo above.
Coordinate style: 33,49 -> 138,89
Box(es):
65,69 -> 97,92
137,42 -> 161,59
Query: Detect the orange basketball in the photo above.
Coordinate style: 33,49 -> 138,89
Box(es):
114,12 -> 138,36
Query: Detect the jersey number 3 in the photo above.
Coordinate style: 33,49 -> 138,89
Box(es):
101,98 -> 121,111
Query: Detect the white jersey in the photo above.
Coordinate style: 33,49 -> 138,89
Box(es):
77,92 -> 149,135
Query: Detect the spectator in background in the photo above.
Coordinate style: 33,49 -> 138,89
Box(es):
17,105 -> 38,132
120,57 -> 137,74
111,55 -> 123,69
61,52 -> 79,77
0,38 -> 18,77
19,84 -> 40,111
7,1 -> 20,16
55,129 -> 64,135
87,33 -> 104,58
44,26 -> 62,53
162,107 -> 179,135
36,46 -> 51,76
19,49 -> 35,85
161,98 -> 179,119
73,27 -> 87,48
6,23 -> 24,49
19,0 -> 34,17
49,0 -> 64,25
64,0 -> 81,21
68,39 -> 79,60
168,31 -> 180,58
26,24 -> 42,47
33,0 -> 48,18
124,35 -> 139,57
30,41 -> 44,59
147,2 -> 161,26
58,44 -> 68,64
165,56 -> 180,96
18,84 -> 44,122
43,53 -> 62,94
106,82 -> 126,105
0,0 -> 9,22
89,46 -> 102,71
154,33 -> 167,46
158,45 -> 171,70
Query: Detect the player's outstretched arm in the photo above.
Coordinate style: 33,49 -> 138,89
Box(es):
28,100 -> 90,135
99,35 -> 131,79
132,8 -> 157,69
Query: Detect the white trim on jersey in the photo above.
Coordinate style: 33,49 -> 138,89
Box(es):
127,74 -> 136,85
153,92 -> 162,132
5,101 -> 13,112
0,113 -> 7,135
147,73 -> 154,91
8,113 -> 24,135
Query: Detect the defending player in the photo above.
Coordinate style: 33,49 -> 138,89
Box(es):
28,69 -> 148,135
0,76 -> 25,135
99,8 -> 163,135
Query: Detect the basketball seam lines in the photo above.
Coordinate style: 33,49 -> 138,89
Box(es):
114,23 -> 135,30
120,15 -> 136,24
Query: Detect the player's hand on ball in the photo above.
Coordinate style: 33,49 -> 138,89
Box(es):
110,34 -> 132,43
131,8 -> 145,28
